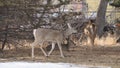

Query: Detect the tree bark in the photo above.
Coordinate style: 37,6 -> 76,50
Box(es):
96,0 -> 109,37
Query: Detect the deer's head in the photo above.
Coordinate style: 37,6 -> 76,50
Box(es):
64,23 -> 77,38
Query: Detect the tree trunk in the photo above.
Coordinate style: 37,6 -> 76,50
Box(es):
96,0 -> 109,37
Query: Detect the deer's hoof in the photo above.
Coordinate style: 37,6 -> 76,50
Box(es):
61,55 -> 65,58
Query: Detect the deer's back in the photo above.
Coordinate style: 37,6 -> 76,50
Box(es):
34,28 -> 63,42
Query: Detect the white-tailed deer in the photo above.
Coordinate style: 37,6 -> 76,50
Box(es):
83,19 -> 96,46
31,23 -> 77,58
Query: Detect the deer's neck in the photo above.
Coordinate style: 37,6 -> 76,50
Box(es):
63,30 -> 71,39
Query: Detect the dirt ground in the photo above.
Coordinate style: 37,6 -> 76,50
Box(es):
0,44 -> 120,68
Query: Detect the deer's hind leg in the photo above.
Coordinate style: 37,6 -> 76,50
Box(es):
31,41 -> 38,58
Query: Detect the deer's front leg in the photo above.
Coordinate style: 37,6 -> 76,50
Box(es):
57,42 -> 64,58
48,42 -> 55,56
39,43 -> 48,57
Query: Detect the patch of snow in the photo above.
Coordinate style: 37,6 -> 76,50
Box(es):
0,62 -> 111,68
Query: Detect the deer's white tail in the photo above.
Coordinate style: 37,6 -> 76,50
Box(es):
33,29 -> 37,36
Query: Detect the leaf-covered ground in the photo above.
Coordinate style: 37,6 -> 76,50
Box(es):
0,45 -> 120,68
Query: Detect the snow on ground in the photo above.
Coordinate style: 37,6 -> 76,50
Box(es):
0,62 -> 111,68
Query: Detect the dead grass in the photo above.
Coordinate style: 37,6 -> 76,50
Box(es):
95,35 -> 117,46
0,36 -> 120,68
74,34 -> 118,46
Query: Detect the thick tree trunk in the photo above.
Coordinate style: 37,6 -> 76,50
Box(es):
96,0 -> 109,37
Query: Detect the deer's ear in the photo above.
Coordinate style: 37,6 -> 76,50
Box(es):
67,23 -> 72,29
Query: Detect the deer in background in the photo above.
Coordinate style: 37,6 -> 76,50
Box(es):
31,23 -> 77,58
83,19 -> 96,46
